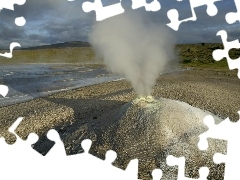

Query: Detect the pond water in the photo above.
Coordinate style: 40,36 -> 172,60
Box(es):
0,63 -> 122,107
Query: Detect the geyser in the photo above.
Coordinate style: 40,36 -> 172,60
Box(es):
88,10 -> 225,180
89,12 -> 176,96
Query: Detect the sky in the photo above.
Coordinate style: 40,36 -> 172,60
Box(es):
0,0 -> 239,48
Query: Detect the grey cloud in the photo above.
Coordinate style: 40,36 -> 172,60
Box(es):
145,0 -> 239,43
0,0 -> 239,49
0,0 -> 92,48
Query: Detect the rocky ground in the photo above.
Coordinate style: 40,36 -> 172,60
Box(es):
0,67 -> 240,179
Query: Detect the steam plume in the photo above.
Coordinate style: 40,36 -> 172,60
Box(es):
89,12 -> 176,96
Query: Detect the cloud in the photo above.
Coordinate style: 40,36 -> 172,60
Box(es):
0,0 -> 93,48
145,0 -> 240,43
0,0 -> 239,49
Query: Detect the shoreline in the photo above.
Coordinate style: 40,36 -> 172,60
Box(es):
0,67 -> 239,140
0,63 -> 186,107
0,67 -> 239,179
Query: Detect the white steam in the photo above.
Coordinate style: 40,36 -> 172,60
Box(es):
89,12 -> 176,96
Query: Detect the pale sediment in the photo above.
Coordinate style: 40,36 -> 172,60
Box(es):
0,68 -> 239,179
99,97 -> 226,179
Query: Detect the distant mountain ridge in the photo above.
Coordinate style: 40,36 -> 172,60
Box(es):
21,41 -> 90,50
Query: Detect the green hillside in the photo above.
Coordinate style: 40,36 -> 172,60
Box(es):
0,42 -> 239,69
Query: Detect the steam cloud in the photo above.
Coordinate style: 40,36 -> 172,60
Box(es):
89,12 -> 176,96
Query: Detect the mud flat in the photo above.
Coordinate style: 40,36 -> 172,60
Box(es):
0,68 -> 239,179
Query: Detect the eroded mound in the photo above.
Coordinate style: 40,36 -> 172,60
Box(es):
100,97 -> 226,179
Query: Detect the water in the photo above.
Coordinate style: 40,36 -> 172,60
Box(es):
0,64 -> 122,107
0,63 -> 188,107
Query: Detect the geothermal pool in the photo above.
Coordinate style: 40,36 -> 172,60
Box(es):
0,63 -> 185,107
0,63 -> 122,107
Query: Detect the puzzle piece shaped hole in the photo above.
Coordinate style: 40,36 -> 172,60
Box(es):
0,85 -> 9,97
105,150 -> 117,164
152,169 -> 163,180
213,153 -> 226,164
198,167 -> 209,179
81,139 -> 92,153
15,16 -> 26,26
82,0 -> 125,21
0,0 -> 26,11
225,0 -> 240,24
166,0 -> 221,31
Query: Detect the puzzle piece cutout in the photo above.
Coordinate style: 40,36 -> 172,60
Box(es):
82,0 -> 125,21
74,139 -> 139,180
212,30 -> 240,78
0,117 -> 43,179
0,0 -> 26,11
225,0 -> 240,24
167,0 -> 221,31
0,117 -> 61,158
0,42 -> 21,58
131,0 -> 161,11
167,155 -> 209,180
198,112 -> 240,180
0,117 -> 85,180
0,1 -> 26,59
15,16 -> 26,26
157,0 -> 192,21
0,85 -> 9,97
82,0 -> 162,21
0,117 -> 139,179
0,1 -> 26,27
152,169 -> 163,180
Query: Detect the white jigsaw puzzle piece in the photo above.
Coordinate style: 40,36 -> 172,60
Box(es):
0,118 -> 69,179
46,129 -> 67,157
225,0 -> 240,24
212,30 -> 240,78
0,85 -> 9,97
82,0 -> 161,21
167,155 -> 209,180
15,16 -> 26,26
0,1 -> 26,58
67,139 -> 139,180
82,0 -> 125,21
131,0 -> 161,11
0,117 -> 43,179
152,169 -> 163,180
213,152 -> 226,164
0,0 -> 26,11
0,117 -> 139,180
1,117 -> 41,158
167,0 -> 221,31
198,112 -> 240,180
0,42 -> 21,58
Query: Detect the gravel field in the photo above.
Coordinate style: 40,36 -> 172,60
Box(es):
0,67 -> 239,179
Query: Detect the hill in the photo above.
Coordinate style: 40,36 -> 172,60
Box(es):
0,42 -> 239,68
21,41 -> 90,50
176,43 -> 240,69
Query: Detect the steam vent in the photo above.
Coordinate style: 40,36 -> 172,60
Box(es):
99,97 -> 226,180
